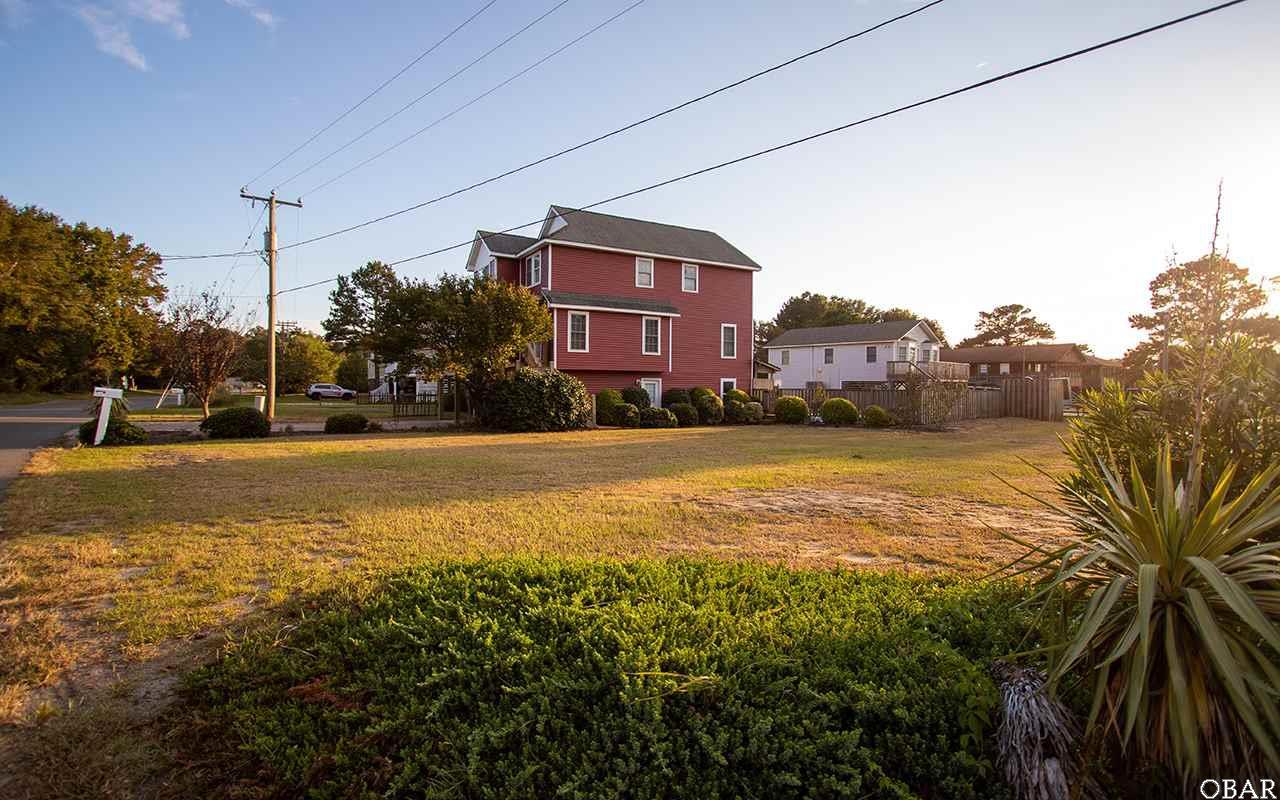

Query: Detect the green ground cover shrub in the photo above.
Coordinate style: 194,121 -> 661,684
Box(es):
638,406 -> 678,428
199,407 -> 270,439
668,402 -> 698,427
187,559 -> 1030,800
614,403 -> 639,428
482,369 -> 592,432
595,388 -> 624,426
820,397 -> 860,426
863,405 -> 893,428
694,393 -> 724,425
323,413 -> 369,434
621,386 -> 652,410
774,395 -> 809,424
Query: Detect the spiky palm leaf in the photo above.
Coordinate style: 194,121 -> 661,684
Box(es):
1004,440 -> 1280,781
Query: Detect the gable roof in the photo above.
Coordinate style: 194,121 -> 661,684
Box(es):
940,343 -> 1088,364
477,230 -> 538,256
542,205 -> 761,270
765,320 -> 932,348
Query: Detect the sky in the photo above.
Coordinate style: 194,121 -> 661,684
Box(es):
1,0 -> 1277,358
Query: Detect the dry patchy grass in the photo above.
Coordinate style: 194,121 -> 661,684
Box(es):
0,419 -> 1070,795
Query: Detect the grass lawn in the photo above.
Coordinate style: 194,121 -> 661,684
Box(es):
125,391 -> 397,421
0,419 -> 1071,796
0,391 -> 83,406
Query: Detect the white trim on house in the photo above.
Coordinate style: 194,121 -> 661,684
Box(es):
721,323 -> 737,359
524,252 -> 542,287
667,317 -> 673,372
567,311 -> 589,353
545,302 -> 680,318
552,308 -> 558,366
642,315 -> 661,356
542,209 -> 568,237
635,256 -> 654,288
681,263 -> 699,293
546,245 -> 552,289
514,238 -> 760,271
719,377 -> 737,396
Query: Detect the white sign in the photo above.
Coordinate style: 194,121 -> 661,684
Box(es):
93,387 -> 124,399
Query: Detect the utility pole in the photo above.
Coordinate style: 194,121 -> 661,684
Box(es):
240,188 -> 302,422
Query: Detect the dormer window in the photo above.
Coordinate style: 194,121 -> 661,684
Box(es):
524,253 -> 542,287
635,257 -> 654,288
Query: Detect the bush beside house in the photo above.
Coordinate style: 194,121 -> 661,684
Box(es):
694,394 -> 724,425
614,403 -> 640,428
621,386 -> 652,410
482,368 -> 592,432
638,407 -> 678,428
595,388 -> 624,426
661,387 -> 691,407
668,402 -> 698,428
774,396 -> 809,425
819,398 -> 859,426
862,405 -> 893,428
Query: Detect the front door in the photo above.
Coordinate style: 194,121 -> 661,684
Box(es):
720,378 -> 736,397
640,378 -> 661,407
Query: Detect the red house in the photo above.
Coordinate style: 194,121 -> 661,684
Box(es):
465,205 -> 761,404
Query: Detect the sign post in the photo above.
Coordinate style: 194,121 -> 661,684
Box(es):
91,387 -> 124,446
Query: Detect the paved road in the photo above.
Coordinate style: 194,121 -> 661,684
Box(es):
0,399 -> 88,498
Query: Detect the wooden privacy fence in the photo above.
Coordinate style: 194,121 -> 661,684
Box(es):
752,378 -> 1063,423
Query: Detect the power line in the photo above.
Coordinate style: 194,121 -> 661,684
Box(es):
273,0 -> 1249,297
243,0 -> 500,189
269,0 -> 573,192
159,0 -> 947,261
301,0 -> 648,197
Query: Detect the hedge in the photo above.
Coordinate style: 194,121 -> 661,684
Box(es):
324,413 -> 369,434
668,402 -> 698,427
187,559 -> 1030,800
615,403 -> 640,428
661,387 -> 691,408
724,398 -> 747,424
689,386 -> 715,405
820,397 -> 859,426
638,406 -> 678,428
621,386 -> 652,410
863,404 -> 893,428
743,401 -> 764,424
199,407 -> 270,439
482,369 -> 592,432
595,388 -> 624,426
724,388 -> 752,406
774,395 -> 809,424
694,393 -> 724,425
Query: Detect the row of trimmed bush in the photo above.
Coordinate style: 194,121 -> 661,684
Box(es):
775,395 -> 895,427
597,385 -> 762,428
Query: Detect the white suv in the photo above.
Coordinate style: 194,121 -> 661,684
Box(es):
307,383 -> 355,401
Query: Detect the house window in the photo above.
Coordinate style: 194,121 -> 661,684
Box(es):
485,258 -> 496,279
720,378 -> 736,396
896,343 -> 908,361
780,350 -> 790,366
639,378 -> 661,407
682,263 -> 698,293
720,324 -> 737,359
524,253 -> 541,286
642,316 -> 660,355
999,362 -> 1011,375
567,312 -> 589,352
918,344 -> 930,362
824,348 -> 834,365
1033,363 -> 1042,373
979,364 -> 989,375
635,257 -> 654,288
756,370 -> 769,379
866,346 -> 877,363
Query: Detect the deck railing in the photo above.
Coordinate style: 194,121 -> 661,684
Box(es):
886,360 -> 970,382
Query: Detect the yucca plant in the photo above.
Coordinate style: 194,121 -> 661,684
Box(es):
1003,439 -> 1280,782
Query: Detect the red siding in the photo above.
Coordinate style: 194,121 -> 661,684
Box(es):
548,243 -> 753,394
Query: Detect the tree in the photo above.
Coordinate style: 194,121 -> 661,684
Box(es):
754,292 -> 943,350
382,274 -> 551,418
0,197 -> 165,391
322,261 -> 401,356
159,292 -> 243,418
237,327 -> 340,395
955,304 -> 1055,347
335,350 -> 369,391
880,307 -> 948,347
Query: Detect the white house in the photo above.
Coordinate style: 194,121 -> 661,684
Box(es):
764,320 -> 947,388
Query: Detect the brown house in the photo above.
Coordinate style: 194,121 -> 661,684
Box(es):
940,343 -> 1107,392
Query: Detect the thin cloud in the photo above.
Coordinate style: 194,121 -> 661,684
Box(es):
76,5 -> 147,70
0,0 -> 30,28
125,0 -> 189,39
225,0 -> 278,30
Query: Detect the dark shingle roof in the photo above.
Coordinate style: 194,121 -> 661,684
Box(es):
940,344 -> 1087,364
547,205 -> 760,269
543,290 -> 680,316
765,320 -> 927,348
478,230 -> 538,256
